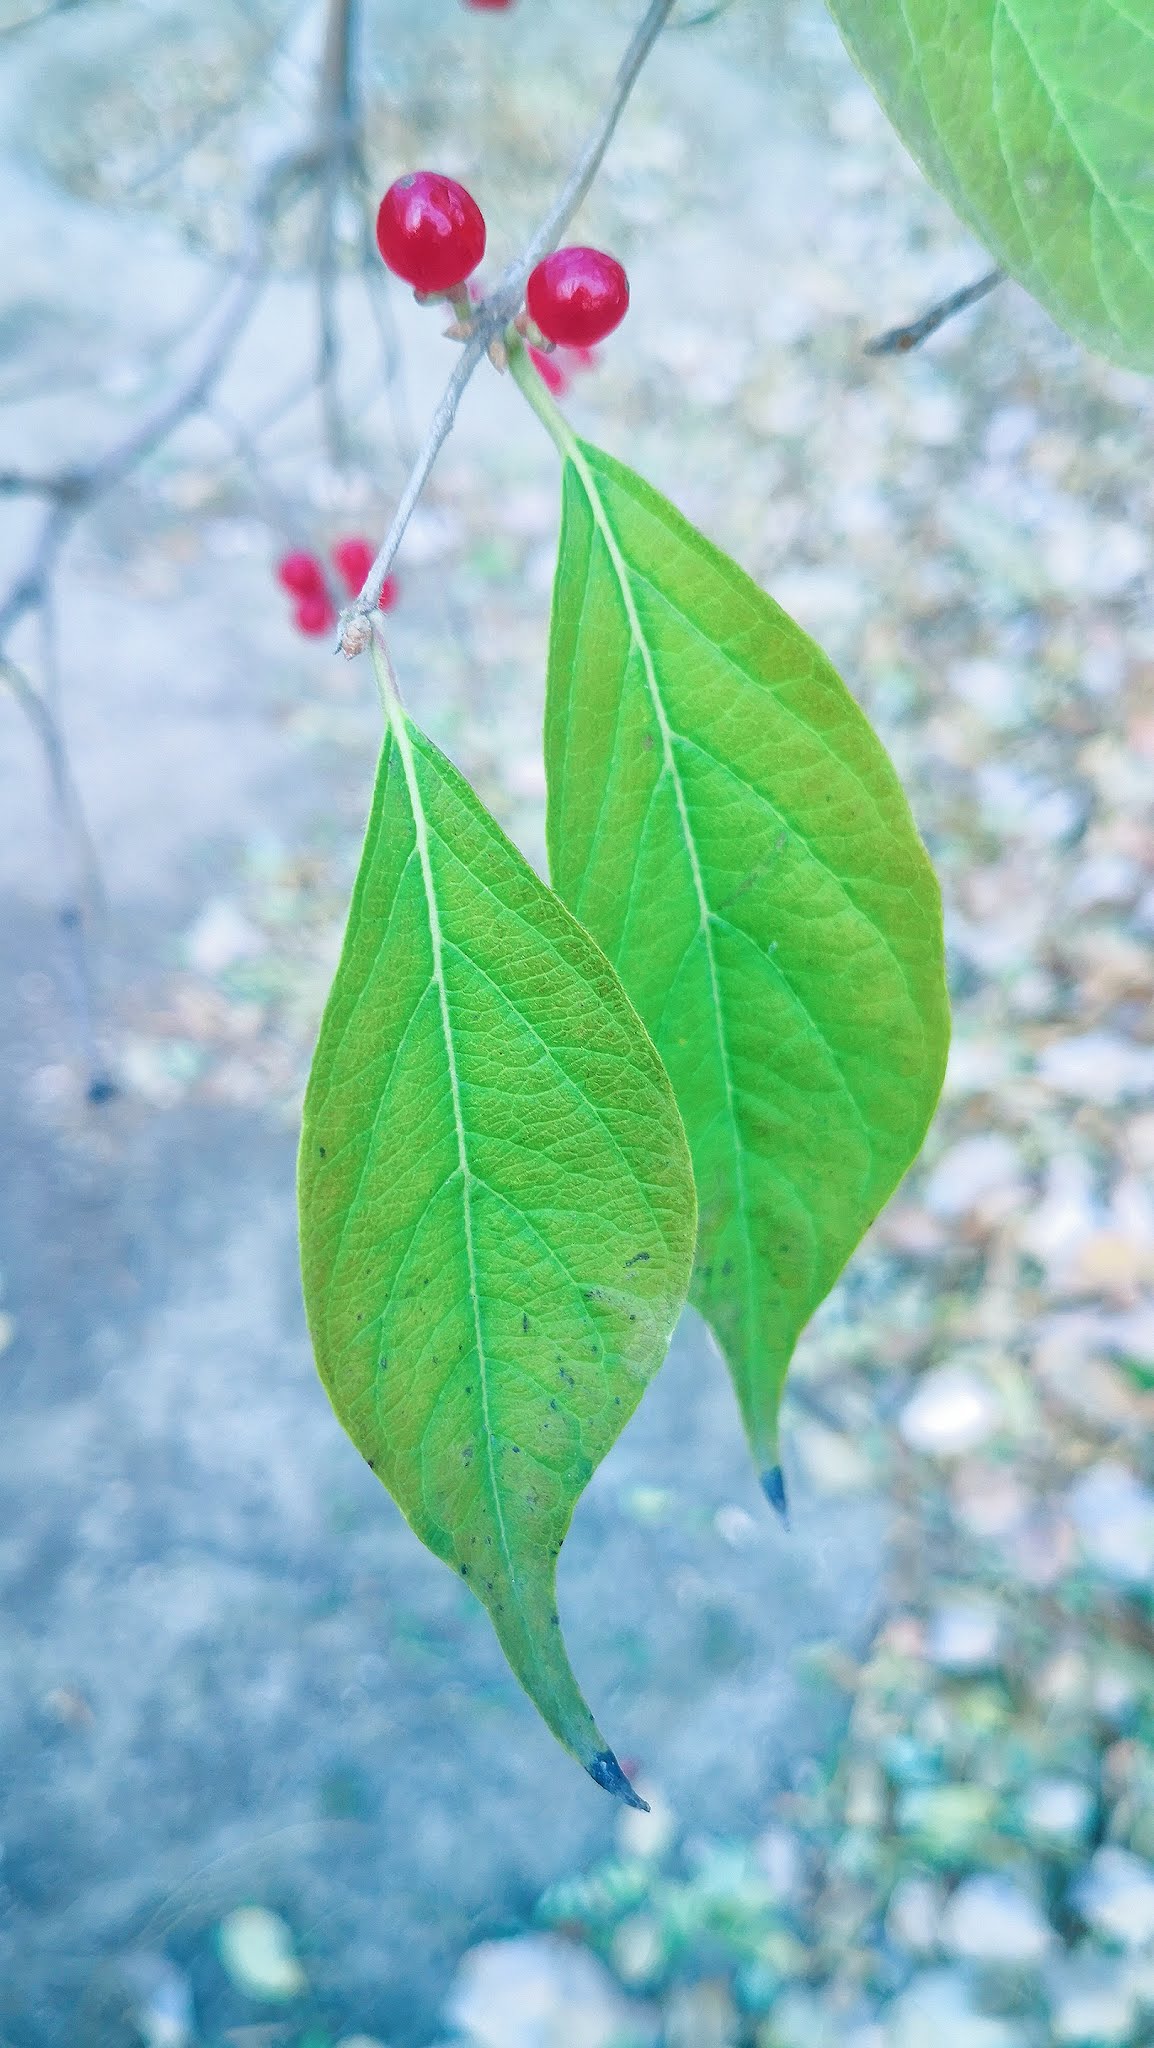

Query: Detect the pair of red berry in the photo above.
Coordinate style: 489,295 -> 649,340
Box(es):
276,539 -> 399,638
375,173 -> 629,350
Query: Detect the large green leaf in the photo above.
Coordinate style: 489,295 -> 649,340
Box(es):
825,0 -> 1154,372
512,353 -> 948,1500
298,647 -> 696,1796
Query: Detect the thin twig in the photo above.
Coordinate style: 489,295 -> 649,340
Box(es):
865,267 -> 1003,357
0,655 -> 114,1099
313,0 -> 360,464
0,0 -> 360,1094
352,163 -> 415,463
0,471 -> 84,499
0,0 -> 85,38
0,146 -> 312,651
342,0 -> 677,639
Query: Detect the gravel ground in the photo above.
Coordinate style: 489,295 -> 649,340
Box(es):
2,1 -> 1153,2044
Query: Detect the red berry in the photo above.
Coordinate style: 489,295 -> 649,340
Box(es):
528,346 -> 570,397
377,573 -> 399,613
464,0 -> 514,8
293,593 -> 336,637
332,536 -> 376,595
526,247 -> 629,349
376,172 -> 486,295
276,549 -> 325,598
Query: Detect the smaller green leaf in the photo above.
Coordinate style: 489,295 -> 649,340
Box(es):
298,643 -> 696,1797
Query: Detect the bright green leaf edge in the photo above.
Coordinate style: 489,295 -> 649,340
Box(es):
298,644 -> 696,1797
825,0 -> 1154,372
511,343 -> 950,1492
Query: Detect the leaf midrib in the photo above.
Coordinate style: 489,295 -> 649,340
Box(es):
560,438 -> 759,1357
386,704 -> 518,1597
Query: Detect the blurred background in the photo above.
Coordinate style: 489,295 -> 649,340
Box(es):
2,0 -> 1154,2043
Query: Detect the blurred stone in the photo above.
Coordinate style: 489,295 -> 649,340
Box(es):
1004,1506 -> 1077,1589
617,1782 -> 675,1862
940,1874 -> 1054,1964
795,1420 -> 875,1493
758,1987 -> 828,2048
714,1504 -> 759,1549
1036,1034 -> 1154,1106
216,1909 -> 306,2002
925,1603 -> 1000,1672
1067,853 -> 1139,911
611,1915 -> 665,1990
447,1935 -> 650,2048
1021,1778 -> 1095,1845
922,1137 -> 1025,1221
1020,1155 -> 1098,1280
883,1969 -> 1027,2047
118,1952 -> 194,2048
885,1875 -> 943,1955
1047,1949 -> 1136,2044
184,898 -> 263,975
899,1367 -> 1000,1458
663,1978 -> 738,2048
951,1463 -> 1029,1539
1074,1848 -> 1154,1948
896,1785 -> 997,1856
1067,1464 -> 1154,1583
755,1827 -> 802,1902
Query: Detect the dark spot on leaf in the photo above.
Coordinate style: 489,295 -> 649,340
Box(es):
721,1259 -> 732,1276
522,1313 -> 530,1333
462,1445 -> 474,1465
318,1146 -> 327,1158
460,1563 -> 468,1576
549,1399 -> 558,1411
624,1250 -> 650,1267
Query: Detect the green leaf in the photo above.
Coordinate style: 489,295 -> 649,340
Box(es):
512,356 -> 947,1494
298,647 -> 696,1796
824,0 -> 1154,372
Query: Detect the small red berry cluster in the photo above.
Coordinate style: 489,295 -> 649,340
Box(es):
374,172 -> 629,352
276,539 -> 398,638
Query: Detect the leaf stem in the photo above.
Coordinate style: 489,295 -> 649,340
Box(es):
367,622 -> 406,727
506,335 -> 581,461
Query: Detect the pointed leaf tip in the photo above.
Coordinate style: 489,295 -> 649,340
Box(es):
586,1750 -> 649,1810
762,1465 -> 790,1529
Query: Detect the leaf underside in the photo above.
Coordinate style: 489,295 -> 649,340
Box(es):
825,0 -> 1154,373
544,440 -> 949,1480
298,698 -> 696,1782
